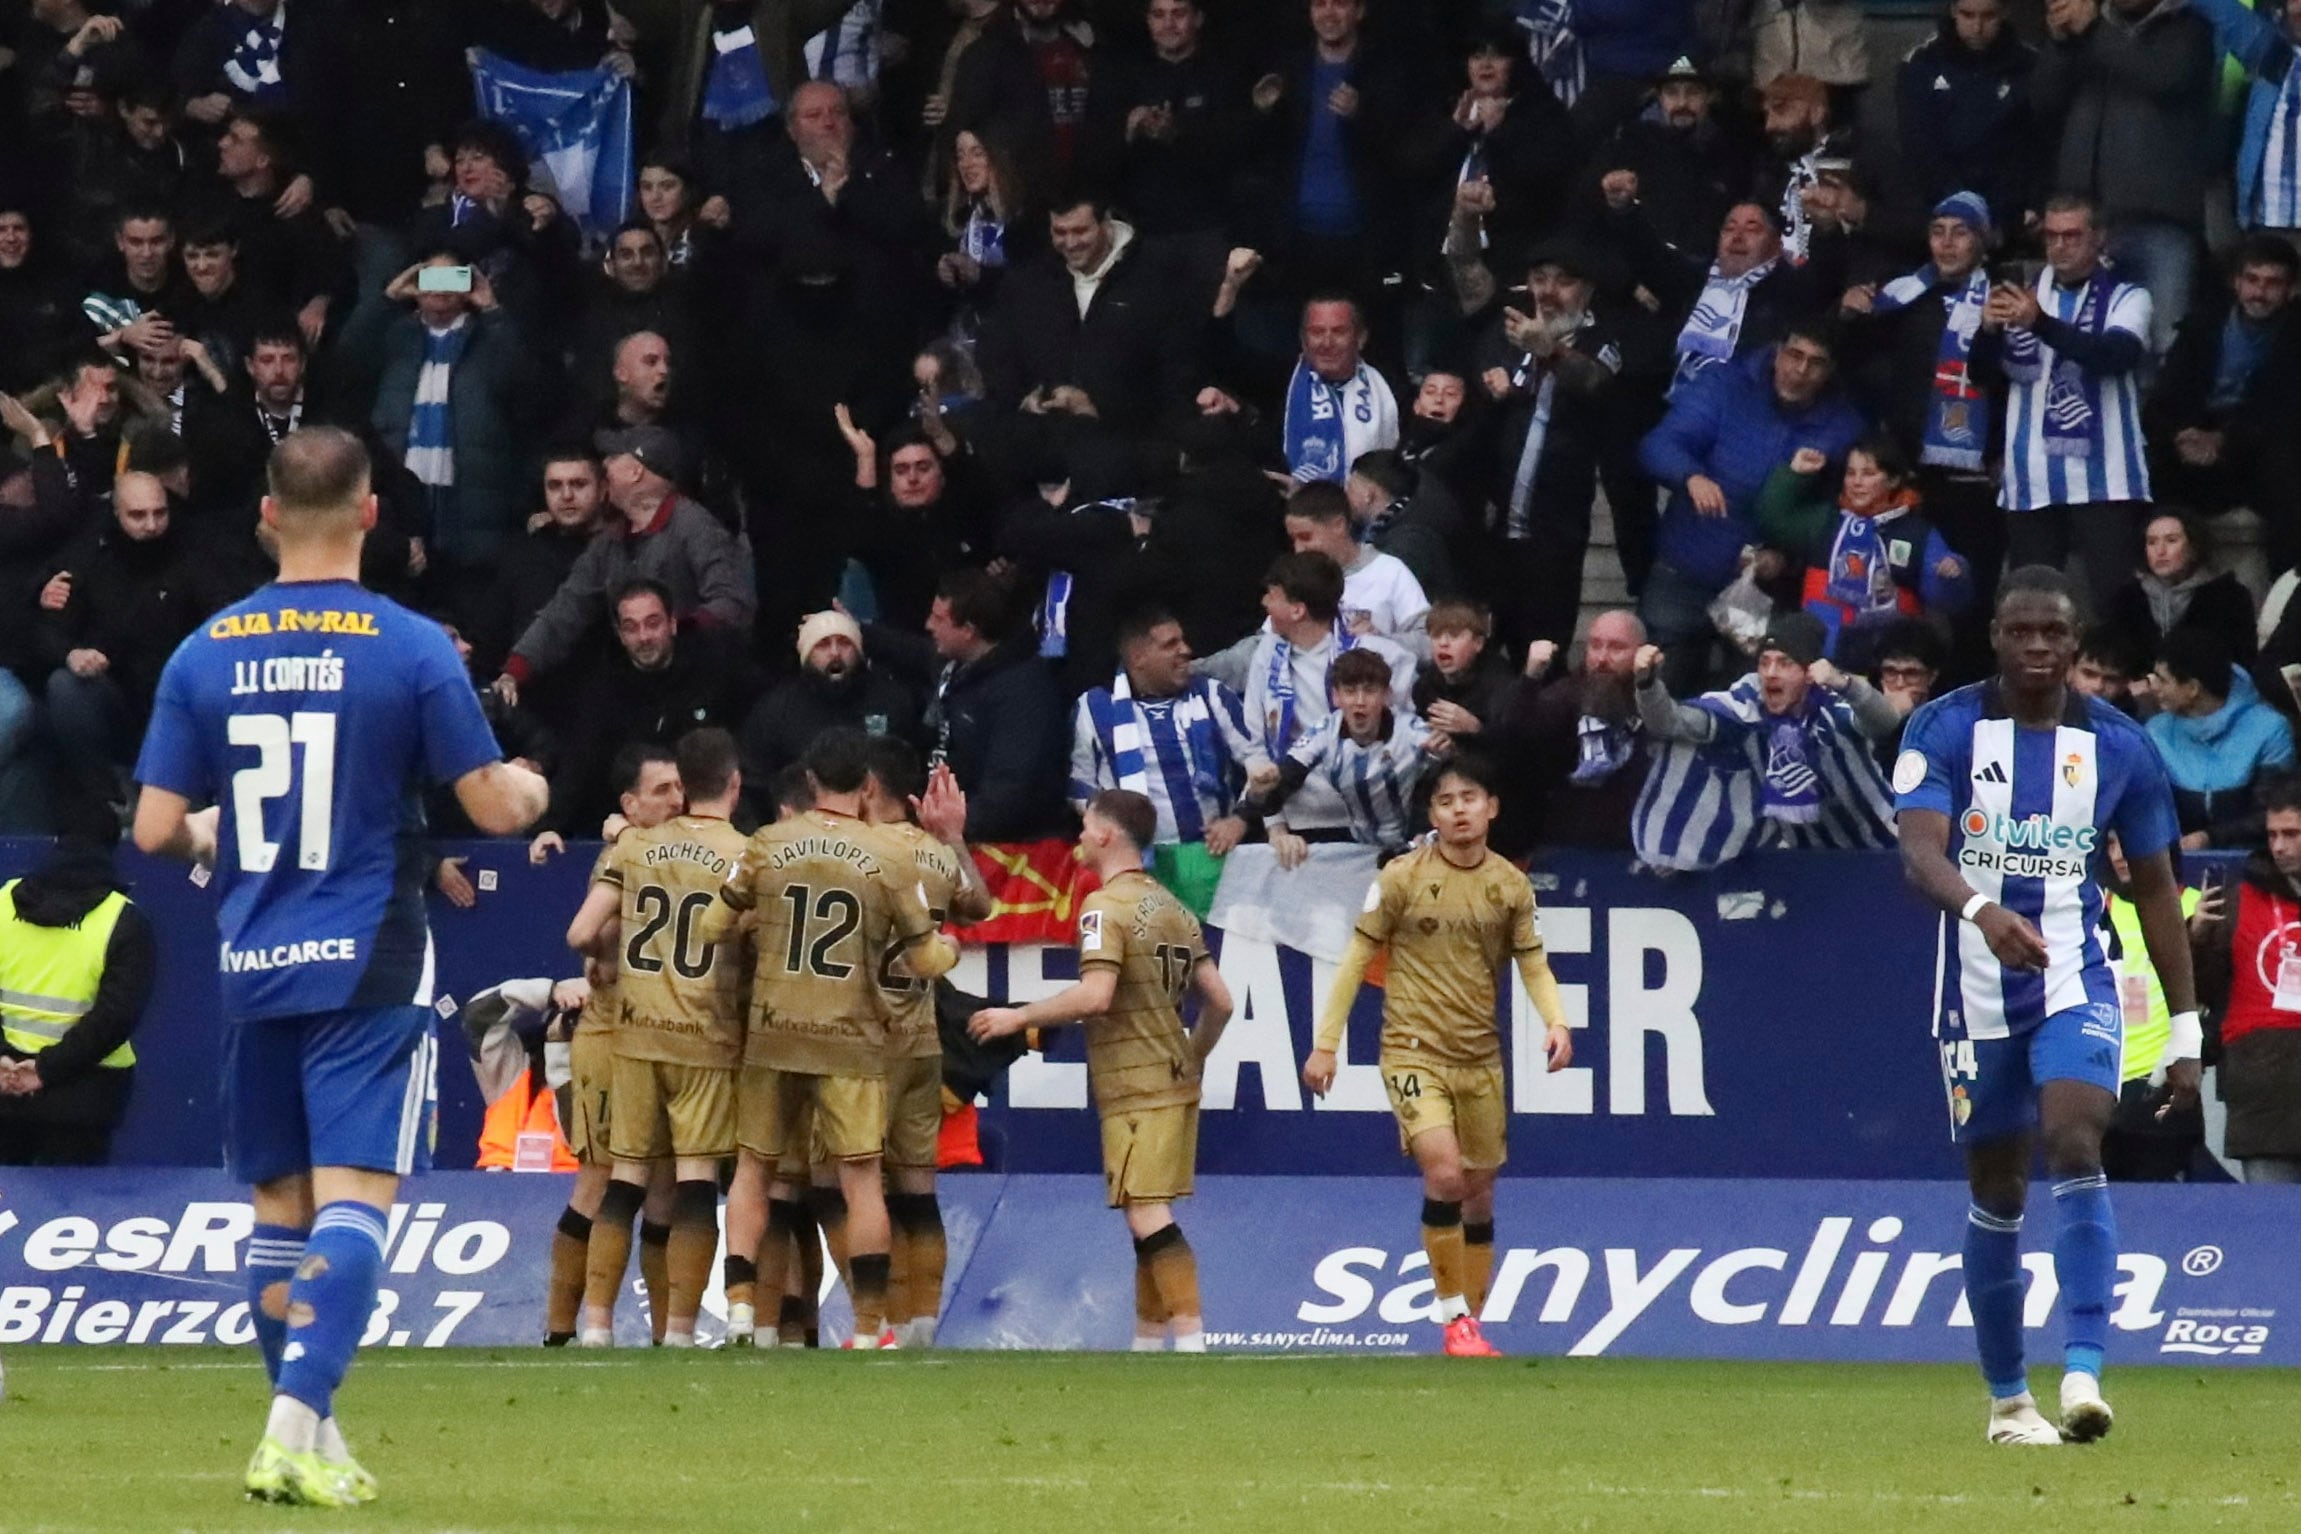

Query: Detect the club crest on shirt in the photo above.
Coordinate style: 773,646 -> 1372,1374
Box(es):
2062,751 -> 2086,787
1418,917 -> 1440,935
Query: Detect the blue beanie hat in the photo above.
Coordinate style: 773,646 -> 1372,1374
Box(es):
1931,191 -> 1993,238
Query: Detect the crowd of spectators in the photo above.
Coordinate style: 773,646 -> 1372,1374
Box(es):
9,0 -> 2301,872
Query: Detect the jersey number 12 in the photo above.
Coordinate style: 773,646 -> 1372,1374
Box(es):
228,711 -> 338,873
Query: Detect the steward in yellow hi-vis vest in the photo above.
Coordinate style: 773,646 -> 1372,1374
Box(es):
0,841 -> 156,1166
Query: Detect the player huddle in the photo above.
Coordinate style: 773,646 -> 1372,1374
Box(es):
555,723 -> 979,1351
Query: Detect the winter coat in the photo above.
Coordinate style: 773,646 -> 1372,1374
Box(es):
503,495 -> 755,684
337,304 -> 546,567
1639,347 -> 1867,590
1894,24 -> 2039,232
2032,0 -> 2216,229
2104,567 -> 2259,668
2144,669 -> 2295,845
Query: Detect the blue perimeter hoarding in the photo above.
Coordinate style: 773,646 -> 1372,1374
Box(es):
2,840 -> 2189,1181
0,1171 -> 2289,1362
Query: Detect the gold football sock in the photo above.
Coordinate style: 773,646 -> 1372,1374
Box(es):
547,1208 -> 591,1337
582,1180 -> 643,1320
1421,1199 -> 1468,1313
1142,1226 -> 1201,1324
638,1220 -> 673,1343
1465,1221 -> 1496,1315
1134,1255 -> 1168,1328
849,1252 -> 891,1339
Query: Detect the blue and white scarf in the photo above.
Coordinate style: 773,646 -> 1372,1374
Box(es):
703,22 -> 777,129
1283,360 -> 1398,484
1266,623 -> 1357,752
1036,498 -> 1133,658
404,319 -> 470,489
224,1 -> 288,99
1515,0 -> 1584,108
1671,258 -> 1776,392
1630,674 -> 1893,871
805,0 -> 883,89
1877,265 -> 1990,472
1081,673 -> 1237,843
2005,266 -> 2117,459
960,201 -> 1007,267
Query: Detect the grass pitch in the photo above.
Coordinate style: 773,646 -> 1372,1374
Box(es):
0,1349 -> 2293,1533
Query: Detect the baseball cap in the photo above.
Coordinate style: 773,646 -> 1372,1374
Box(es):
594,425 -> 684,484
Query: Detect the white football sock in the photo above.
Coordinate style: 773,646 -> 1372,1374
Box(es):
265,1394 -> 321,1454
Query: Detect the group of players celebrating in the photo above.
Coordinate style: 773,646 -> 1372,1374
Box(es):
118,424 -> 2200,1506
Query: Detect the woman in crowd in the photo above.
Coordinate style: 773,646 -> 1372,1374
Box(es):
935,127 -> 1036,353
2104,510 -> 2258,667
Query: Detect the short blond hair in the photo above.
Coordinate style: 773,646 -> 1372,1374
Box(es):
266,426 -> 370,525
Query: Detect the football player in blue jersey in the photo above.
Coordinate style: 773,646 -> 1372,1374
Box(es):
1892,565 -> 2201,1446
132,428 -> 549,1507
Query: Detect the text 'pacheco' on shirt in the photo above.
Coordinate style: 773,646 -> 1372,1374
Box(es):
133,579 -> 504,1023
1890,679 -> 2177,1041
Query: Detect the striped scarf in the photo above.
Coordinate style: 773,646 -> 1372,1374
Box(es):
404,319 -> 470,489
1630,675 -> 1894,871
1081,673 -> 1235,844
1671,258 -> 1775,392
2263,49 -> 2301,228
224,1 -> 288,99
704,22 -> 778,129
1266,624 -> 1357,753
1515,0 -> 1584,108
2005,267 -> 2117,458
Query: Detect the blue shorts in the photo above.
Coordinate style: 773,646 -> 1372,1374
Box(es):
223,1006 -> 438,1186
1938,1000 -> 2123,1145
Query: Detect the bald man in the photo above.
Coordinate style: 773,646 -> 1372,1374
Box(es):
1492,609 -> 1651,852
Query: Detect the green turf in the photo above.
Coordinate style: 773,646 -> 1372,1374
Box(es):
0,1349 -> 2294,1532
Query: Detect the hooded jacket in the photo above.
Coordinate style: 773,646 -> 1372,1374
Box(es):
2144,667 -> 2296,845
0,840 -> 153,1125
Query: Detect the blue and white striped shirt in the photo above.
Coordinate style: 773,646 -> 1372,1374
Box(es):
1068,676 -> 1256,845
1995,270 -> 2152,512
1893,681 -> 2177,1040
1281,711 -> 1434,851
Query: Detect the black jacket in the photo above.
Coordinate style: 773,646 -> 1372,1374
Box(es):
548,627 -> 754,831
2102,570 -> 2259,668
1841,267 -> 2010,468
738,663 -> 921,811
36,519 -> 214,713
1894,24 -> 2039,233
1238,41 -> 1415,271
0,841 -> 152,1129
868,629 -> 1070,840
1577,116 -> 1751,261
1094,46 -> 1250,237
2146,288 -> 2301,451
980,229 -> 1201,434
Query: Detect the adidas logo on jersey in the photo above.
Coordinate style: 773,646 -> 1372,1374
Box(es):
1972,762 -> 2009,784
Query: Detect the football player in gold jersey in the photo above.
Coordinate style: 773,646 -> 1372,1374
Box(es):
542,744 -> 684,1345
971,790 -> 1234,1351
861,739 -> 990,1346
1304,753 -> 1573,1357
712,727 -> 959,1349
565,729 -> 752,1346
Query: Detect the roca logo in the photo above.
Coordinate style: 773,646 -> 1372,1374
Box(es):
2160,1319 -> 2271,1356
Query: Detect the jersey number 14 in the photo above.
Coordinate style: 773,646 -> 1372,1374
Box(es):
228,711 -> 338,874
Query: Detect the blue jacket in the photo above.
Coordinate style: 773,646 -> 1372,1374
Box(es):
1639,349 -> 1867,590
2191,0 -> 2297,229
1541,0 -> 1696,84
2146,668 -> 2296,844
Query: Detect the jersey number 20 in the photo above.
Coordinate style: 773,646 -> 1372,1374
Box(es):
228,712 -> 337,873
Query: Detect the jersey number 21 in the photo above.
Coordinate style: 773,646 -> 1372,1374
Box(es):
228,711 -> 338,873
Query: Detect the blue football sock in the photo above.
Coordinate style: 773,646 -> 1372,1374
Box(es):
2053,1173 -> 2116,1380
1964,1204 -> 2028,1399
276,1201 -> 388,1419
245,1224 -> 307,1386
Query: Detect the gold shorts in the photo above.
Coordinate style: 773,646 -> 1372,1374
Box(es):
1099,1103 -> 1198,1208
1381,1056 -> 1507,1171
737,1066 -> 886,1163
608,1056 -> 736,1162
883,1055 -> 943,1172
566,1026 -> 614,1164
